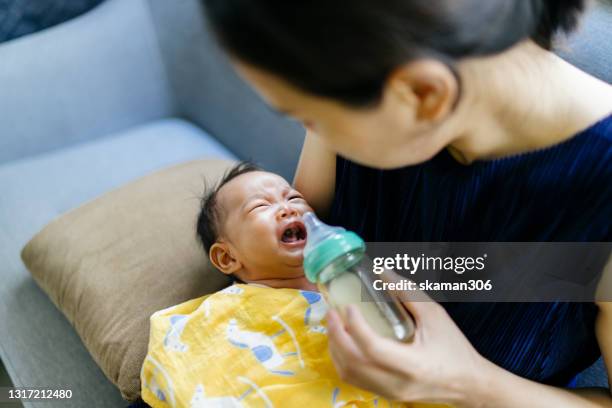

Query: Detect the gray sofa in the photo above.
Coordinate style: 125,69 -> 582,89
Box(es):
0,0 -> 609,407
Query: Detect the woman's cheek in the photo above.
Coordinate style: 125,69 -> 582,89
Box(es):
324,124 -> 372,158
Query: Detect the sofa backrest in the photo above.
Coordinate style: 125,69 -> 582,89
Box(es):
0,0 -> 173,165
147,0 -> 304,180
556,0 -> 612,84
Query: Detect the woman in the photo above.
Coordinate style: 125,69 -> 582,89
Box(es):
202,0 -> 612,406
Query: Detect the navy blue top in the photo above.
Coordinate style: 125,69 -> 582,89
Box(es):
329,114 -> 612,386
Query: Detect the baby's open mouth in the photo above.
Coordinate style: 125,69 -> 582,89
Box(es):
280,221 -> 307,244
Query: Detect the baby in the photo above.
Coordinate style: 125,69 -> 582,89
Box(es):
195,161 -> 315,291
140,162 -> 443,408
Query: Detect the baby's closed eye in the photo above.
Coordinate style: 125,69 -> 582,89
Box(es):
248,201 -> 270,212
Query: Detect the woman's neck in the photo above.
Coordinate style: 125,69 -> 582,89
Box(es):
446,41 -> 612,164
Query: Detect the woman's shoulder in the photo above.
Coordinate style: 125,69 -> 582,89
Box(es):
331,114 -> 611,242
554,113 -> 612,177
575,112 -> 612,145
589,112 -> 612,138
337,113 -> 612,176
472,113 -> 612,172
546,113 -> 612,166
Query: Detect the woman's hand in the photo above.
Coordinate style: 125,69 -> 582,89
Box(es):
326,273 -> 492,407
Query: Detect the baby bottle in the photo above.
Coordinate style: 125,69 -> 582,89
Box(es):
302,212 -> 415,342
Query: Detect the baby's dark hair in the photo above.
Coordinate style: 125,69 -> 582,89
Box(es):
196,161 -> 261,254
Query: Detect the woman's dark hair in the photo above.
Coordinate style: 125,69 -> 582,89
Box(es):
202,0 -> 585,106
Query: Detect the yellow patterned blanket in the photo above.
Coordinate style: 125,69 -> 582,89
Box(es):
141,284 -> 446,408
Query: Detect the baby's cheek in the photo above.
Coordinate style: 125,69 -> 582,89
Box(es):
241,233 -> 275,263
248,220 -> 278,247
300,203 -> 314,214
233,220 -> 266,249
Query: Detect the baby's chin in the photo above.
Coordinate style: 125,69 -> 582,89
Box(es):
276,246 -> 305,264
268,254 -> 306,279
279,253 -> 304,275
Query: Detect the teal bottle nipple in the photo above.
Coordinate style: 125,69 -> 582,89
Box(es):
302,212 -> 366,283
302,212 -> 346,256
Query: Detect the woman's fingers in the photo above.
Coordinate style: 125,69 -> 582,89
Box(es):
327,309 -> 361,358
327,278 -> 485,407
327,309 -> 370,375
327,308 -> 417,401
343,304 -> 418,373
344,305 -> 403,357
338,359 -> 416,401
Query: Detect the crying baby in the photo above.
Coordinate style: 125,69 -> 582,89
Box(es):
196,161 -> 315,291
140,162 -> 444,408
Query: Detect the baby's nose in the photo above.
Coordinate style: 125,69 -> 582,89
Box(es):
277,205 -> 298,219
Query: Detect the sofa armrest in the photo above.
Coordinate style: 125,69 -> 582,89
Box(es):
0,0 -> 174,165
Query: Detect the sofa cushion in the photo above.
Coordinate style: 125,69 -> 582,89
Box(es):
0,118 -> 236,407
21,157 -> 235,401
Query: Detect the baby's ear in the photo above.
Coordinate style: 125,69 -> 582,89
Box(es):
209,242 -> 242,275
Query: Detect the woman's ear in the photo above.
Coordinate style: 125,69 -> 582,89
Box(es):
388,59 -> 458,122
209,242 -> 242,275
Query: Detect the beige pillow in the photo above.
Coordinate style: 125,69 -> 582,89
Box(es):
21,158 -> 235,401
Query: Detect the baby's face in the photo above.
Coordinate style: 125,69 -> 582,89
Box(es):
216,171 -> 313,281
